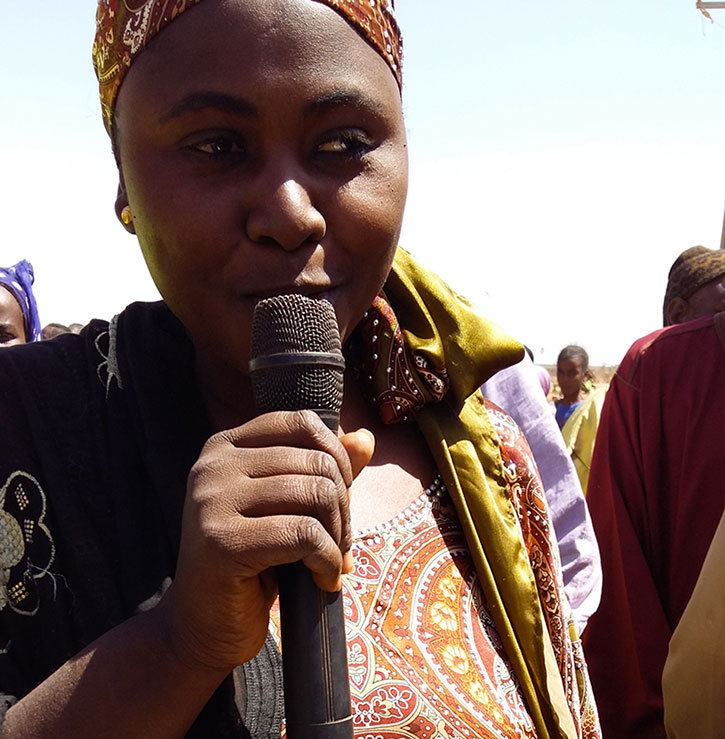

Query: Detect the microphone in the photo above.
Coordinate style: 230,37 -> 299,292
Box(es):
249,294 -> 353,739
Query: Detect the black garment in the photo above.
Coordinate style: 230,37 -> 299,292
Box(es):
0,302 -> 260,736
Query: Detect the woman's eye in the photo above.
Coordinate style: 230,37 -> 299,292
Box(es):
182,134 -> 248,162
316,132 -> 374,161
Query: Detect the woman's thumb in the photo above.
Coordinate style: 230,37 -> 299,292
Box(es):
339,428 -> 375,479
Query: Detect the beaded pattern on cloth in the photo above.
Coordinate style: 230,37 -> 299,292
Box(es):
424,473 -> 447,501
92,0 -> 402,133
350,293 -> 450,424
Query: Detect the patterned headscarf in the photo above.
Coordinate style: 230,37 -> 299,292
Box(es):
663,245 -> 725,325
92,0 -> 403,133
0,260 -> 42,343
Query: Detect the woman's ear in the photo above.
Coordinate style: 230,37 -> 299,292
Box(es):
664,297 -> 688,326
115,183 -> 135,234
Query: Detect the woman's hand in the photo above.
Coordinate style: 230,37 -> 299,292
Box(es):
159,410 -> 374,674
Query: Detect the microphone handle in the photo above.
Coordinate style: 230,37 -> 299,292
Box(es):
278,414 -> 353,739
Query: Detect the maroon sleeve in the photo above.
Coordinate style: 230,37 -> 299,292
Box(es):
582,355 -> 669,739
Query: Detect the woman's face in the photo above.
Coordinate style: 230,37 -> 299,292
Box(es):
0,286 -> 26,347
114,0 -> 408,377
557,357 -> 585,398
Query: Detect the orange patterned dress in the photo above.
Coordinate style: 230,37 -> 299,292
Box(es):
270,402 -> 599,738
350,490 -> 539,738
272,485 -> 536,739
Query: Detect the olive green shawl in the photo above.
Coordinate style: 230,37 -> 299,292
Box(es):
382,248 -> 578,739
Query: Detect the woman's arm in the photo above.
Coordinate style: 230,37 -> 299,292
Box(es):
4,411 -> 373,737
3,605 -> 228,738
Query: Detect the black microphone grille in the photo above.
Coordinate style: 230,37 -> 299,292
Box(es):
249,294 -> 344,422
251,294 -> 342,355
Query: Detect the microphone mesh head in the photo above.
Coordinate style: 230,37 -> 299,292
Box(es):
250,295 -> 344,420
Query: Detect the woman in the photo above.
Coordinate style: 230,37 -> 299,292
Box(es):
554,346 -> 605,495
0,1 -> 599,736
0,260 -> 42,347
554,346 -> 591,431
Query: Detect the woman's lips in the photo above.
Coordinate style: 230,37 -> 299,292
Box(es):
247,283 -> 336,301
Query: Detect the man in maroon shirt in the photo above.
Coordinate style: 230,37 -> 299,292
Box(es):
583,245 -> 725,738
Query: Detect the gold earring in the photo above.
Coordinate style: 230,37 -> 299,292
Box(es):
121,206 -> 133,226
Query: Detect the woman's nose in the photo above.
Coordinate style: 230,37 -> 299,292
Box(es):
245,177 -> 326,251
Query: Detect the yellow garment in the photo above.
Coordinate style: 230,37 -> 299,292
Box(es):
385,248 -> 581,739
560,386 -> 608,495
663,508 -> 725,739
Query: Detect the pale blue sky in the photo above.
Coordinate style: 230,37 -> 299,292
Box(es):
1,1 -> 724,363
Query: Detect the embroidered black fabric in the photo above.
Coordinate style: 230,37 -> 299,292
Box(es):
0,301 -> 260,737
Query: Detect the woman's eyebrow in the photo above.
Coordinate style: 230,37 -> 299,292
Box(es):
303,90 -> 385,118
159,92 -> 258,122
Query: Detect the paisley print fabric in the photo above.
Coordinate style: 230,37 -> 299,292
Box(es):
272,491 -> 537,739
92,0 -> 402,132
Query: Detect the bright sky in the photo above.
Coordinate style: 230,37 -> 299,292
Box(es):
1,1 -> 724,364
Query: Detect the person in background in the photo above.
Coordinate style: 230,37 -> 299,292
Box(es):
660,246 -> 725,739
554,345 -> 592,430
662,245 -> 725,326
482,351 -> 602,635
0,287 -> 26,348
662,507 -> 725,739
554,346 -> 606,494
42,323 -> 84,340
582,248 -> 725,737
535,363 -> 553,401
523,344 -> 554,401
42,323 -> 72,340
0,1 -> 600,736
0,260 -> 42,347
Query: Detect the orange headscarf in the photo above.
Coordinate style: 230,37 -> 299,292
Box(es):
92,0 -> 403,133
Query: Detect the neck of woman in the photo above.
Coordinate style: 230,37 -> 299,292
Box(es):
561,389 -> 584,405
194,349 -> 257,433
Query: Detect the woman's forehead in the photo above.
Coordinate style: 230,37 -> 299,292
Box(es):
93,0 -> 402,134
114,0 -> 403,130
559,358 -> 583,369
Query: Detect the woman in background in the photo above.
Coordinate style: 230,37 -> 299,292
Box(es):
555,346 -> 606,494
554,345 -> 592,430
0,260 -> 42,347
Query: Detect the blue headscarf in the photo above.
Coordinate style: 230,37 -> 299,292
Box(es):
0,260 -> 42,342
